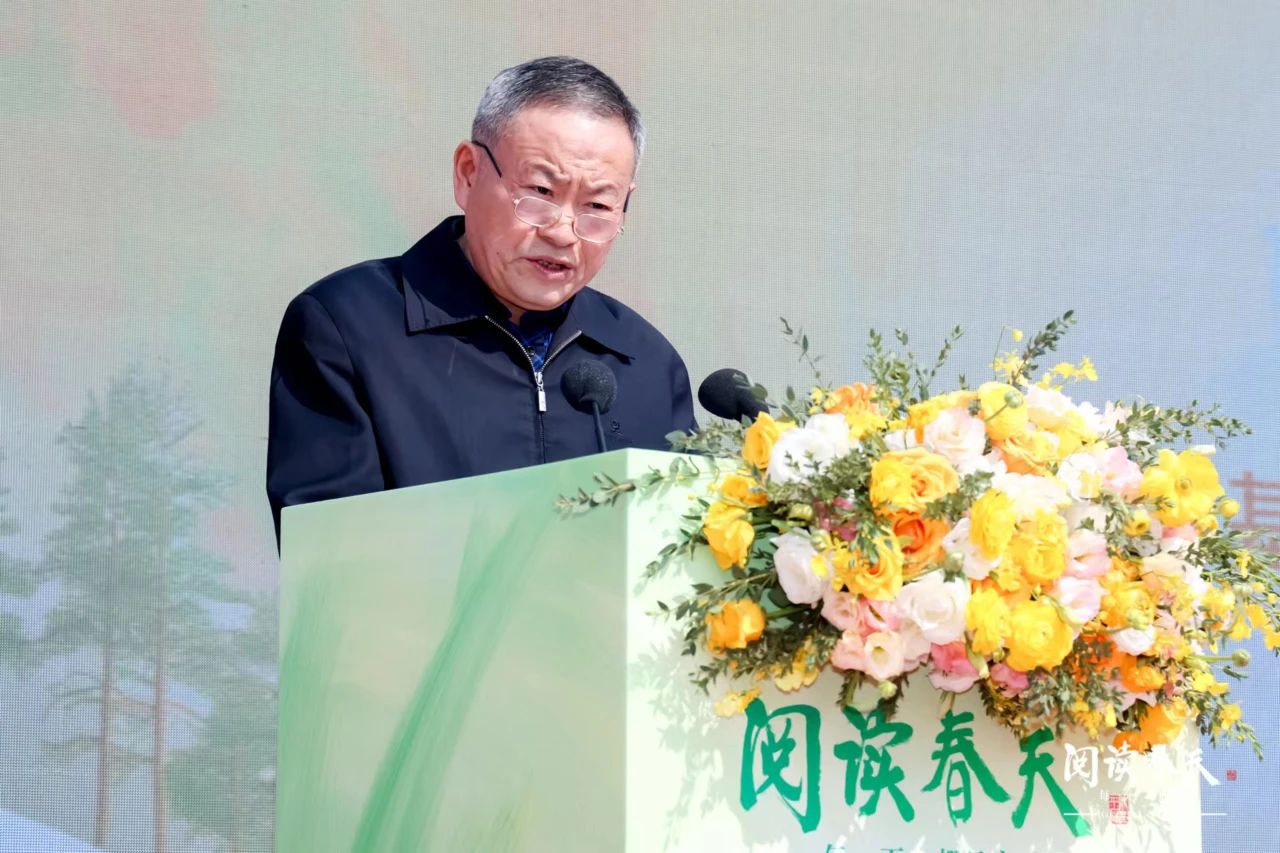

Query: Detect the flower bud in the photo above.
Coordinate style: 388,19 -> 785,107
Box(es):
1232,648 -> 1252,667
1126,608 -> 1152,630
1196,515 -> 1219,535
1124,508 -> 1151,537
787,503 -> 814,522
878,680 -> 898,700
1220,499 -> 1240,520
1004,390 -> 1024,409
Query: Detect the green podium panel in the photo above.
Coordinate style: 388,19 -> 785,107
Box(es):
278,450 -> 1201,852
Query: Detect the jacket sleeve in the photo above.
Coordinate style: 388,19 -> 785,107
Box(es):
669,351 -> 699,438
266,292 -> 385,546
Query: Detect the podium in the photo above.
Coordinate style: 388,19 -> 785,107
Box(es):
278,450 -> 1202,852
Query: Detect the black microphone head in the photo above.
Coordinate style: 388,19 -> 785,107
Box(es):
561,360 -> 618,414
698,368 -> 768,422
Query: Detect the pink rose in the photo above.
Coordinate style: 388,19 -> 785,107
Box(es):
990,662 -> 1029,697
1053,576 -> 1103,625
1065,529 -> 1109,579
862,631 -> 907,682
821,587 -> 862,633
859,597 -> 901,633
1097,446 -> 1141,499
927,641 -> 980,693
830,629 -> 868,672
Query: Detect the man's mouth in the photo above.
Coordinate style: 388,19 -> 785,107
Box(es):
527,257 -> 574,276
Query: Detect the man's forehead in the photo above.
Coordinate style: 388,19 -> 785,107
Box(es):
496,105 -> 636,181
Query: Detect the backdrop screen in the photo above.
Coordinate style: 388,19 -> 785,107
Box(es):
1,2 -> 1277,851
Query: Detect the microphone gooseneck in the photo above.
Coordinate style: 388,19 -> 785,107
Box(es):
562,361 -> 619,453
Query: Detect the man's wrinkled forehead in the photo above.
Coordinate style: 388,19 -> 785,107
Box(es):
494,103 -> 638,179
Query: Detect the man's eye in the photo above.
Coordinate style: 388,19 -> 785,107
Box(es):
530,186 -> 553,196
589,202 -> 614,213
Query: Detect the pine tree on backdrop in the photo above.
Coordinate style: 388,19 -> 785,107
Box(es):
40,365 -> 243,853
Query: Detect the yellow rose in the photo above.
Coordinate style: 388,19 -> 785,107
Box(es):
966,585 -> 1011,655
969,489 -> 1016,559
846,409 -> 888,441
705,599 -> 766,653
1006,510 -> 1069,587
703,501 -> 755,570
1138,448 -> 1225,527
742,412 -> 794,470
978,382 -> 1029,443
1045,411 -> 1095,459
869,448 -> 959,516
834,537 -> 904,601
1004,598 -> 1074,672
997,427 -> 1058,476
718,472 -> 768,507
1100,579 -> 1155,629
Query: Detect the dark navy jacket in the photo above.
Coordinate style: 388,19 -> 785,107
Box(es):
267,216 -> 696,539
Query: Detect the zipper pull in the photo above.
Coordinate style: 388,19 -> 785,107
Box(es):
535,371 -> 547,412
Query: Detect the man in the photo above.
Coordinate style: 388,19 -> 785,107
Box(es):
267,57 -> 696,540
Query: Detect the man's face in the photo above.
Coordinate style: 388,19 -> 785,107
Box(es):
453,104 -> 636,320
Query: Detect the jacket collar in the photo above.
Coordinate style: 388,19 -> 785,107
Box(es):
401,216 -> 635,358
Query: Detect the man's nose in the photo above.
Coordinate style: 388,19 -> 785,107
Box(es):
538,209 -> 579,247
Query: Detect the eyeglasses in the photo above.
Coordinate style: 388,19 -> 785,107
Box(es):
472,140 -> 627,244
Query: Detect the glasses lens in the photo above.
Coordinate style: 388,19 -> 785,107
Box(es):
513,196 -> 560,227
575,214 -> 621,243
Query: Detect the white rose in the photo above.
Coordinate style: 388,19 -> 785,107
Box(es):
806,413 -> 853,455
1025,385 -> 1077,430
880,427 -> 921,451
771,531 -> 827,605
922,409 -> 987,472
1058,452 -> 1102,501
896,573 -> 969,645
1063,500 -> 1106,533
767,417 -> 848,483
992,471 -> 1070,519
1112,626 -> 1156,656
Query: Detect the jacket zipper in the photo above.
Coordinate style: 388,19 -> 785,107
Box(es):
484,317 -> 582,461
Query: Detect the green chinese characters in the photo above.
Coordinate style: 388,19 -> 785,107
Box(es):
739,699 -> 1091,838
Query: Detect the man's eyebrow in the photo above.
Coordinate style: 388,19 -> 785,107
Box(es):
521,161 -> 567,182
582,178 -> 624,195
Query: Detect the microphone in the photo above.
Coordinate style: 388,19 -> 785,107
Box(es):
561,361 -> 618,453
697,368 -> 769,422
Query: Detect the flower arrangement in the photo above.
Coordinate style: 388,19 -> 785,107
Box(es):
565,312 -> 1279,755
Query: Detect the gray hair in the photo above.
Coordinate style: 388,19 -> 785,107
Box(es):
472,56 -> 645,169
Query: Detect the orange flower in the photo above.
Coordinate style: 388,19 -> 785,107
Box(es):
891,513 -> 951,576
706,600 -> 766,653
1112,701 -> 1189,753
1117,653 -> 1166,693
823,383 -> 878,415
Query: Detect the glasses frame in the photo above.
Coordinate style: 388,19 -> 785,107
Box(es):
471,140 -> 629,243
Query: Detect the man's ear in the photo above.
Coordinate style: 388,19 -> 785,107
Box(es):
453,141 -> 478,210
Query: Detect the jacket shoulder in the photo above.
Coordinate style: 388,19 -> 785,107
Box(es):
580,288 -> 684,361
